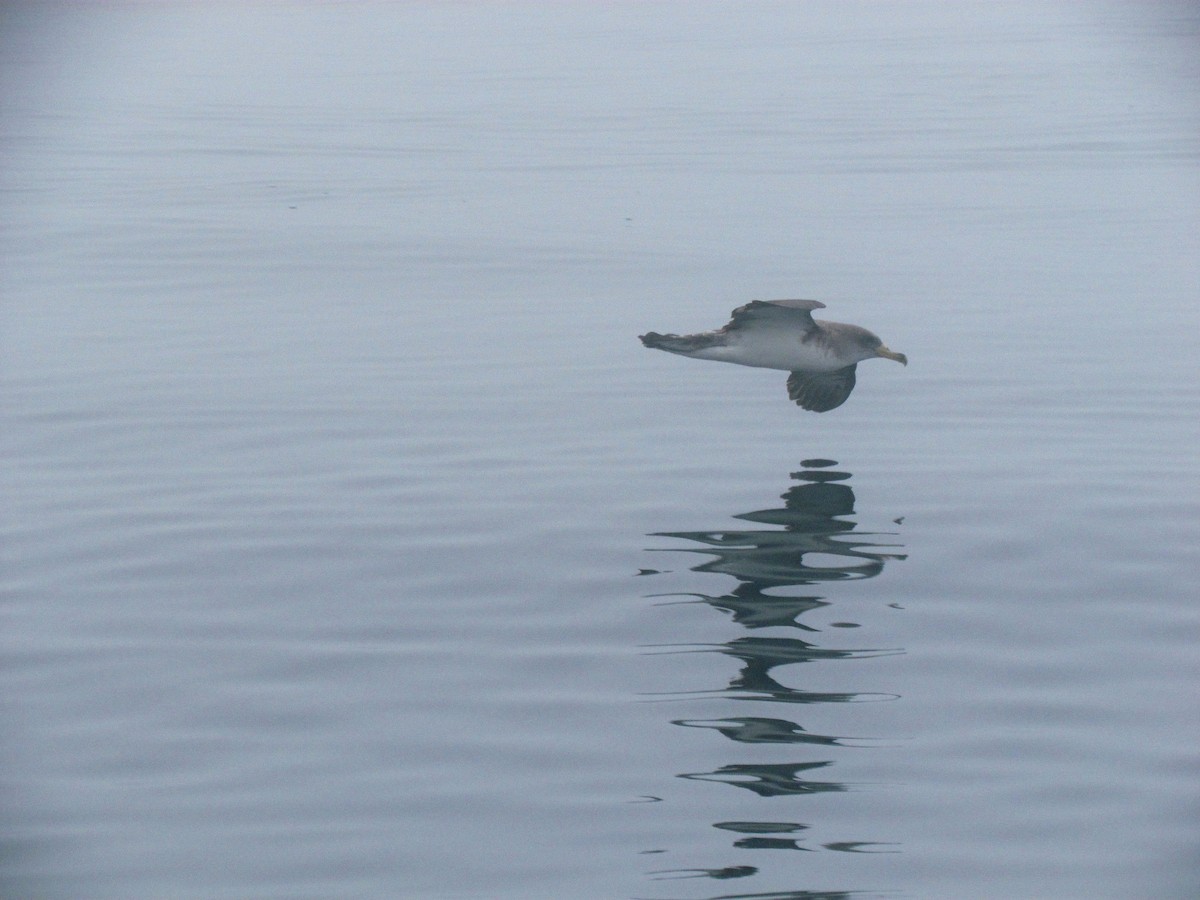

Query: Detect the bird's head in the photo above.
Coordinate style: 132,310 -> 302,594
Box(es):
874,344 -> 907,366
850,327 -> 907,366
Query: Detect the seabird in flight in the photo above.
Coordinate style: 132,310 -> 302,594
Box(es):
639,299 -> 907,412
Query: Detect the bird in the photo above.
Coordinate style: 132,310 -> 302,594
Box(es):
639,299 -> 907,412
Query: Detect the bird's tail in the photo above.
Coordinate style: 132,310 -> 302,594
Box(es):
639,331 -> 722,354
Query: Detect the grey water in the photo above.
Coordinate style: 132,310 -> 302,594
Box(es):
2,3 -> 1198,898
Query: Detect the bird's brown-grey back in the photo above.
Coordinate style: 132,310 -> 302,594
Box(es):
639,298 -> 822,355
725,299 -> 825,333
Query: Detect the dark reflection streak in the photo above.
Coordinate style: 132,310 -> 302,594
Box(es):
734,837 -> 811,851
649,864 -> 758,880
646,541 -> 897,585
675,718 -> 877,747
679,760 -> 848,797
648,589 -> 828,631
635,889 -> 876,900
641,461 -> 906,892
714,821 -> 810,834
643,634 -> 902,706
823,842 -> 901,854
643,639 -> 902,661
639,689 -> 896,705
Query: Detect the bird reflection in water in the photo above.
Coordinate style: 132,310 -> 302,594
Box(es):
641,459 -> 906,891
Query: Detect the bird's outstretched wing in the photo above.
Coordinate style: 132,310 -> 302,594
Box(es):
726,299 -> 825,333
786,365 -> 857,412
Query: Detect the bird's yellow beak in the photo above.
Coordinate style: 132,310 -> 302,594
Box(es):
876,346 -> 907,366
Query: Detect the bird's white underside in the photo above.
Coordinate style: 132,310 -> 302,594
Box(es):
681,325 -> 850,373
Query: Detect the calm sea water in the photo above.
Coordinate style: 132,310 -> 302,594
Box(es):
3,3 -> 1198,898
